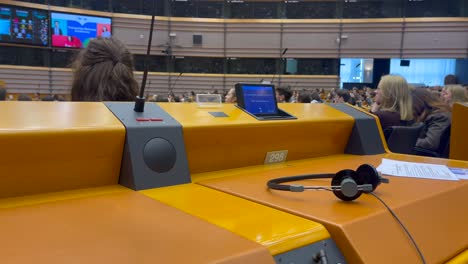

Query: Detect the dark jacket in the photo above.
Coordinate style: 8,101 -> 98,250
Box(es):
416,112 -> 451,151
373,110 -> 406,130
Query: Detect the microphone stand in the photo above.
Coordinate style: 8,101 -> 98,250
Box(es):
134,0 -> 156,112
271,48 -> 288,86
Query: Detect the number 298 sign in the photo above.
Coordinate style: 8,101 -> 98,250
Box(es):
264,150 -> 288,164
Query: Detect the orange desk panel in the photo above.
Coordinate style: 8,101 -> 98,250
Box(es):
450,103 -> 468,161
0,191 -> 274,264
197,154 -> 468,264
0,102 -> 125,198
159,103 -> 354,173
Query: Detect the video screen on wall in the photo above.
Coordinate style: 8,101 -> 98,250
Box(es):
51,12 -> 112,48
0,5 -> 49,46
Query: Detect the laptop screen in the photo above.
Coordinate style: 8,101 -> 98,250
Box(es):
239,84 -> 278,115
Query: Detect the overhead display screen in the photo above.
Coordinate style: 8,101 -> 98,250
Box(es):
51,12 -> 112,48
0,5 -> 49,46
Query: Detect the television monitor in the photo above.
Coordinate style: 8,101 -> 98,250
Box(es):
0,5 -> 49,46
235,83 -> 296,120
50,12 -> 112,49
400,60 -> 410,67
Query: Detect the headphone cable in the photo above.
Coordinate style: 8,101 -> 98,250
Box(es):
369,192 -> 426,264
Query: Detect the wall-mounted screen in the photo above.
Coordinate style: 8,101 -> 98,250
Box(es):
390,58 -> 456,86
0,5 -> 48,46
50,12 -> 112,49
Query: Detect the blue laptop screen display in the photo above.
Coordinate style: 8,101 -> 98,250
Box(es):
242,85 -> 277,115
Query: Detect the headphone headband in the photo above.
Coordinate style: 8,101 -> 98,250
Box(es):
267,173 -> 335,190
266,164 -> 388,201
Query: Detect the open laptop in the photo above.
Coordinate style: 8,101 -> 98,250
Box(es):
235,83 -> 297,121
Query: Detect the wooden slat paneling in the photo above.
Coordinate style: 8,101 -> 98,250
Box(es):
340,22 -> 403,58
3,2 -> 468,58
402,21 -> 468,58
0,65 -> 338,96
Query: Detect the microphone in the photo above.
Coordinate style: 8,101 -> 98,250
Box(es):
270,48 -> 288,85
169,72 -> 183,93
134,0 -> 156,112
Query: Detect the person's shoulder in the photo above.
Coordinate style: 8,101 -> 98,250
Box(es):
373,110 -> 399,118
427,112 -> 451,122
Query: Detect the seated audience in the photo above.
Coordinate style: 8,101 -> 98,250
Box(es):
297,91 -> 311,103
334,89 -> 352,104
168,92 -> 180,102
443,74 -> 458,85
0,87 -> 6,101
371,75 -> 413,130
156,96 -> 169,103
441,85 -> 468,108
224,88 -> 237,103
276,87 -> 292,103
189,91 -> 196,102
318,88 -> 326,100
290,90 -> 299,103
42,95 -> 55,101
17,94 -> 32,101
412,88 -> 451,152
310,92 -> 322,103
33,92 -> 41,101
71,37 -> 138,101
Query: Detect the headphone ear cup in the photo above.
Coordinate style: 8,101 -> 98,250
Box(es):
356,164 -> 380,193
331,169 -> 362,201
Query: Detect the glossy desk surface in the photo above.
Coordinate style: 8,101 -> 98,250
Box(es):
197,153 -> 468,264
0,102 -> 125,198
0,190 -> 274,264
141,183 -> 330,255
450,102 -> 468,161
158,103 -> 353,126
159,103 -> 355,173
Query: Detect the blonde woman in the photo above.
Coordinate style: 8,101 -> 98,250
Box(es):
370,75 -> 414,130
441,85 -> 467,108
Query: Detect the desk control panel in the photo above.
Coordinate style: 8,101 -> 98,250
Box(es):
274,238 -> 346,264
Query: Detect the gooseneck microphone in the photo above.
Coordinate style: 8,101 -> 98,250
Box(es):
270,48 -> 288,85
169,72 -> 183,93
134,0 -> 156,112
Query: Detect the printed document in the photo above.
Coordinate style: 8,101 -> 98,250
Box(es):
449,167 -> 468,180
377,159 -> 459,181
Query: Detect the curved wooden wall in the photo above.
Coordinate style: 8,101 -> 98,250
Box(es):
115,16 -> 468,59
0,65 -> 338,95
1,1 -> 467,95
3,1 -> 468,58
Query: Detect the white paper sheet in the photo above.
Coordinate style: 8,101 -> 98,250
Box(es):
448,167 -> 468,180
377,159 -> 459,181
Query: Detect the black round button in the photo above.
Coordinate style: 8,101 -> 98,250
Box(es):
143,138 -> 176,173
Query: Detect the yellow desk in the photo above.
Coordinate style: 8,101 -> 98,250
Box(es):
141,183 -> 330,256
450,103 -> 468,161
0,191 -> 274,264
197,153 -> 468,264
0,102 -> 125,198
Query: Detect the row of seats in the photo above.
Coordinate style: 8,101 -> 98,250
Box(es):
385,123 -> 451,158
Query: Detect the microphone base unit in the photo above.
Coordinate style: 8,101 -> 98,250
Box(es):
105,102 -> 191,190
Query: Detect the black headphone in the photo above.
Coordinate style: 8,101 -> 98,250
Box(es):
267,164 -> 389,201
